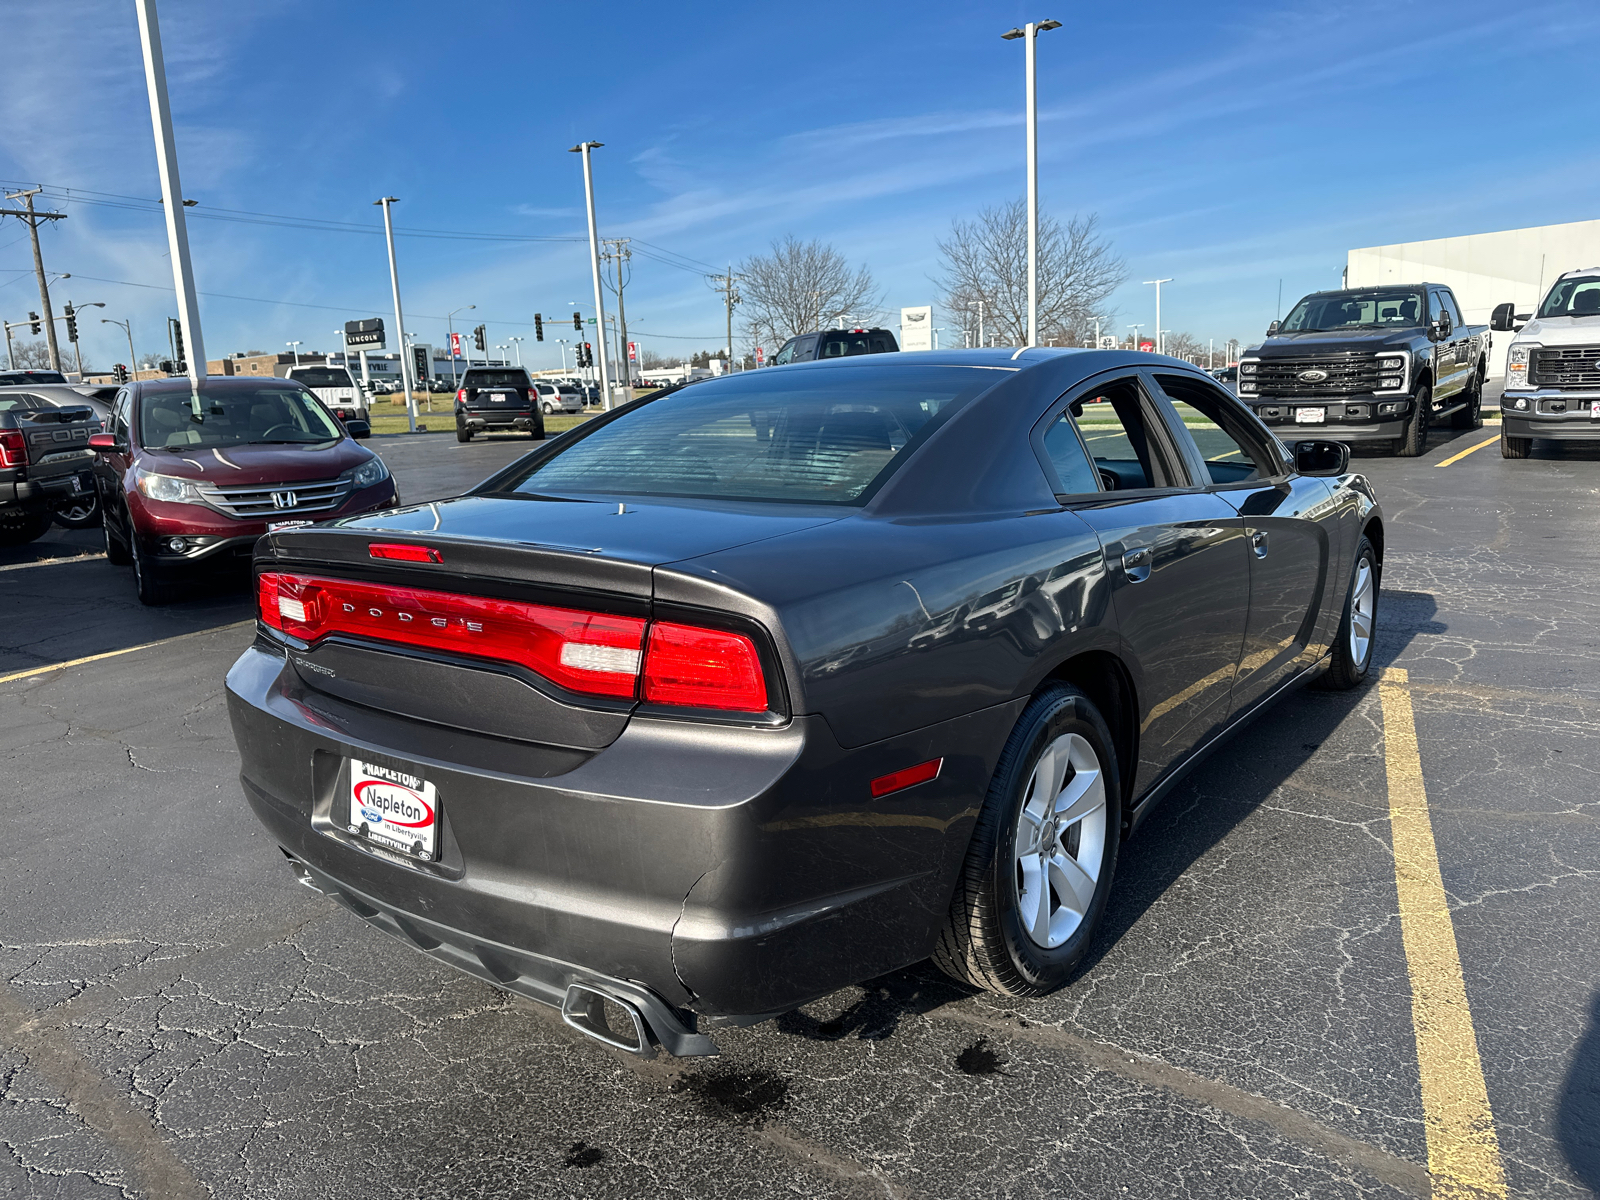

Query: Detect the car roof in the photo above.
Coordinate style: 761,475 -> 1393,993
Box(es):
131,375 -> 307,395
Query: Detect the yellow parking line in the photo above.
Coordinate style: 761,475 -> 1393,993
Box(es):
0,620 -> 254,687
1380,668 -> 1506,1199
1435,434 -> 1500,467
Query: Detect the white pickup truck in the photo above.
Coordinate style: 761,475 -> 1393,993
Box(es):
282,364 -> 371,438
1492,267 -> 1600,458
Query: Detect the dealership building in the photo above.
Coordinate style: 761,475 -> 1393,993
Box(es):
1346,216 -> 1600,375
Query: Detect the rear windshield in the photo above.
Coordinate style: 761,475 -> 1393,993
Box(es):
1538,276 -> 1600,318
138,386 -> 343,449
291,367 -> 355,389
463,370 -> 530,388
491,365 -> 996,505
0,371 -> 68,385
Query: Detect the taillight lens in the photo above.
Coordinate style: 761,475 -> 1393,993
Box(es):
456,389 -> 466,403
0,429 -> 26,468
642,622 -> 767,712
256,573 -> 770,712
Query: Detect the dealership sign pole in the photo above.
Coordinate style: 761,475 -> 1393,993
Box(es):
374,198 -> 417,432
134,0 -> 206,413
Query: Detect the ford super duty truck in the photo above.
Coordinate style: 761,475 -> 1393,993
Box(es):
0,393 -> 100,545
1239,283 -> 1488,457
1492,267 -> 1600,458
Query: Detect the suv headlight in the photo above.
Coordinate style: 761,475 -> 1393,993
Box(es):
1506,343 -> 1536,389
134,467 -> 203,504
344,456 -> 390,490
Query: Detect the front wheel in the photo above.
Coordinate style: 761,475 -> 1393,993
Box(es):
1396,385 -> 1430,457
1318,535 -> 1378,690
1501,429 -> 1531,459
130,538 -> 174,605
934,684 -> 1121,996
103,508 -> 131,565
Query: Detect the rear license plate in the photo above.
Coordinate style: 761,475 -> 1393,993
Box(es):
1295,407 -> 1326,424
268,519 -> 314,532
348,758 -> 438,860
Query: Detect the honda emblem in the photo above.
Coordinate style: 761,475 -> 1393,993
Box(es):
272,491 -> 298,509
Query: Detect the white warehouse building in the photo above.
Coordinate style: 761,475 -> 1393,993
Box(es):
1346,217 -> 1600,376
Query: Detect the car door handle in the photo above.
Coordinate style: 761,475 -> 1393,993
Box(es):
1250,530 -> 1269,559
1122,546 -> 1152,582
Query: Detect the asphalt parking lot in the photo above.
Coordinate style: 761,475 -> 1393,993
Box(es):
2,410 -> 1596,1200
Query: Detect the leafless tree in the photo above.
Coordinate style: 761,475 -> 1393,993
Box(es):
937,200 -> 1124,348
738,237 -> 882,351
1162,332 -> 1204,362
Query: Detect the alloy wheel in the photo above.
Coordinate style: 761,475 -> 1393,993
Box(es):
1013,732 -> 1108,949
1349,557 -> 1375,666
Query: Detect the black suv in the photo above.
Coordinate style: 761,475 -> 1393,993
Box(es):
771,327 -> 899,365
454,367 -> 545,442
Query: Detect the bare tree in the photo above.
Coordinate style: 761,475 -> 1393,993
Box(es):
738,237 -> 882,350
937,200 -> 1124,348
1162,332 -> 1204,362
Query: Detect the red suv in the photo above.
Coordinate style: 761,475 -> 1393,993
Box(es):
90,377 -> 400,604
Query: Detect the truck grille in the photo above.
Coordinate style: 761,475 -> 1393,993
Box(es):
196,477 -> 350,519
1530,346 -> 1600,388
1252,355 -> 1381,396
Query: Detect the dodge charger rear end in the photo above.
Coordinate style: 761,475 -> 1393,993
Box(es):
228,350 -> 1381,1055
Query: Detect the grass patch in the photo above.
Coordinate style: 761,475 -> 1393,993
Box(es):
364,407 -> 601,438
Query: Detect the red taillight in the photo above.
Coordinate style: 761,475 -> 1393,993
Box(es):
456,389 -> 466,403
0,429 -> 26,468
368,542 -> 442,563
257,573 -> 771,712
642,622 -> 767,712
870,758 -> 942,798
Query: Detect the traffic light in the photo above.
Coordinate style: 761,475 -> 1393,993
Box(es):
581,342 -> 593,368
473,324 -> 486,352
573,312 -> 582,332
534,313 -> 544,342
113,364 -> 129,384
28,311 -> 40,335
64,303 -> 77,343
159,360 -> 174,376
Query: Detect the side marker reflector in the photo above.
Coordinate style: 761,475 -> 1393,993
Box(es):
870,758 -> 942,798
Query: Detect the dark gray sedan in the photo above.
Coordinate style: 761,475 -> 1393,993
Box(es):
227,348 -> 1382,1057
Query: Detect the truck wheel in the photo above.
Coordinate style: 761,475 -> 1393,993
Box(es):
130,539 -> 174,606
1317,535 -> 1378,691
1396,385 -> 1430,457
1450,373 -> 1482,430
1500,429 -> 1531,459
0,510 -> 53,547
103,508 -> 132,566
933,684 -> 1121,996
456,428 -> 472,443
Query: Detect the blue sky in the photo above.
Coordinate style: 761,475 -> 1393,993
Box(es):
3,0 -> 1599,372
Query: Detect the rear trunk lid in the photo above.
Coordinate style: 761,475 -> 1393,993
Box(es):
4,403 -> 99,485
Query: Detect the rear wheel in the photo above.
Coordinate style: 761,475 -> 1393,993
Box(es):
456,427 -> 473,443
1500,428 -> 1531,459
130,537 -> 175,605
51,492 -> 100,529
934,684 -> 1121,996
1450,371 -> 1483,430
0,510 -> 52,546
1396,385 -> 1430,457
1318,535 -> 1378,690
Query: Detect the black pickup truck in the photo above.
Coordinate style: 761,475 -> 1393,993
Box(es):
0,393 -> 100,545
1239,283 -> 1489,456
454,366 -> 545,442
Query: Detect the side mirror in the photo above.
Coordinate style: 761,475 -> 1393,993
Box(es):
87,432 -> 122,452
1294,439 -> 1350,477
1489,302 -> 1517,332
1267,320 -> 1280,335
1434,314 -> 1452,338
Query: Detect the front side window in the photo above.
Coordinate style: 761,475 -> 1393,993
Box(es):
490,365 -> 997,505
1538,277 -> 1600,318
1281,291 -> 1424,331
138,387 -> 343,449
772,340 -> 796,366
1154,373 -> 1280,485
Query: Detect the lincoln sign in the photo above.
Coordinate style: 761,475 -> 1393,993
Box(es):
345,318 -> 385,349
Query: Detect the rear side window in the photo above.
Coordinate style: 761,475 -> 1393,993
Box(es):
492,365 -> 995,505
464,370 -> 529,389
1039,414 -> 1101,495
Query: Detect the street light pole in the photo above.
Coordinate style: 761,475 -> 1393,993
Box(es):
447,303 -> 474,390
374,196 -> 416,432
286,340 -> 301,366
1002,19 -> 1059,348
569,141 -> 613,411
101,317 -> 138,377
1143,278 -> 1172,355
508,336 -> 523,366
1128,323 -> 1143,351
134,0 -> 207,408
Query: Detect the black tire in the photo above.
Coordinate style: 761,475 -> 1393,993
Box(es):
103,507 -> 132,565
51,492 -> 101,530
934,684 -> 1122,996
1450,371 -> 1483,430
1317,535 -> 1378,691
130,537 -> 174,606
1396,385 -> 1430,457
533,420 -> 546,440
1501,429 -> 1531,459
0,510 -> 53,547
456,427 -> 472,443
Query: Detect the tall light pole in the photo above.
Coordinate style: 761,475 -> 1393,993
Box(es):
374,195 -> 416,432
977,299 -> 986,349
135,0 -> 206,410
1128,323 -> 1143,351
286,340 -> 301,366
556,338 -> 571,373
446,303 -> 473,390
508,335 -> 524,366
1144,278 -> 1172,355
1002,18 -> 1060,348
101,317 -> 137,377
569,141 -> 613,411
64,301 -> 104,375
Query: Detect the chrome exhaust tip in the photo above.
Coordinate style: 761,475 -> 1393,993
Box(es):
562,983 -> 656,1058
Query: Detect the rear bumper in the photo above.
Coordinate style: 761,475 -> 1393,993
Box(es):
4,468 -> 96,512
225,639 -> 1017,1022
458,410 -> 539,431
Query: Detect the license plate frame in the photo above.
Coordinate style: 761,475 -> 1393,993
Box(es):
347,758 -> 439,861
1295,407 -> 1326,424
267,519 -> 314,533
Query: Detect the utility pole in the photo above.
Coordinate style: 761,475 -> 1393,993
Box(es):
569,141 -> 613,410
2,189 -> 68,372
135,0 -> 207,407
602,237 -> 632,397
1144,279 -> 1171,355
708,268 -> 740,375
374,196 -> 416,431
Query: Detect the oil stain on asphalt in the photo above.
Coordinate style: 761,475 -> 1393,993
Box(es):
955,1037 -> 1007,1076
673,1067 -> 792,1125
561,1141 -> 606,1169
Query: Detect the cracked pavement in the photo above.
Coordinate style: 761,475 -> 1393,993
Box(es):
2,422 -> 1596,1198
